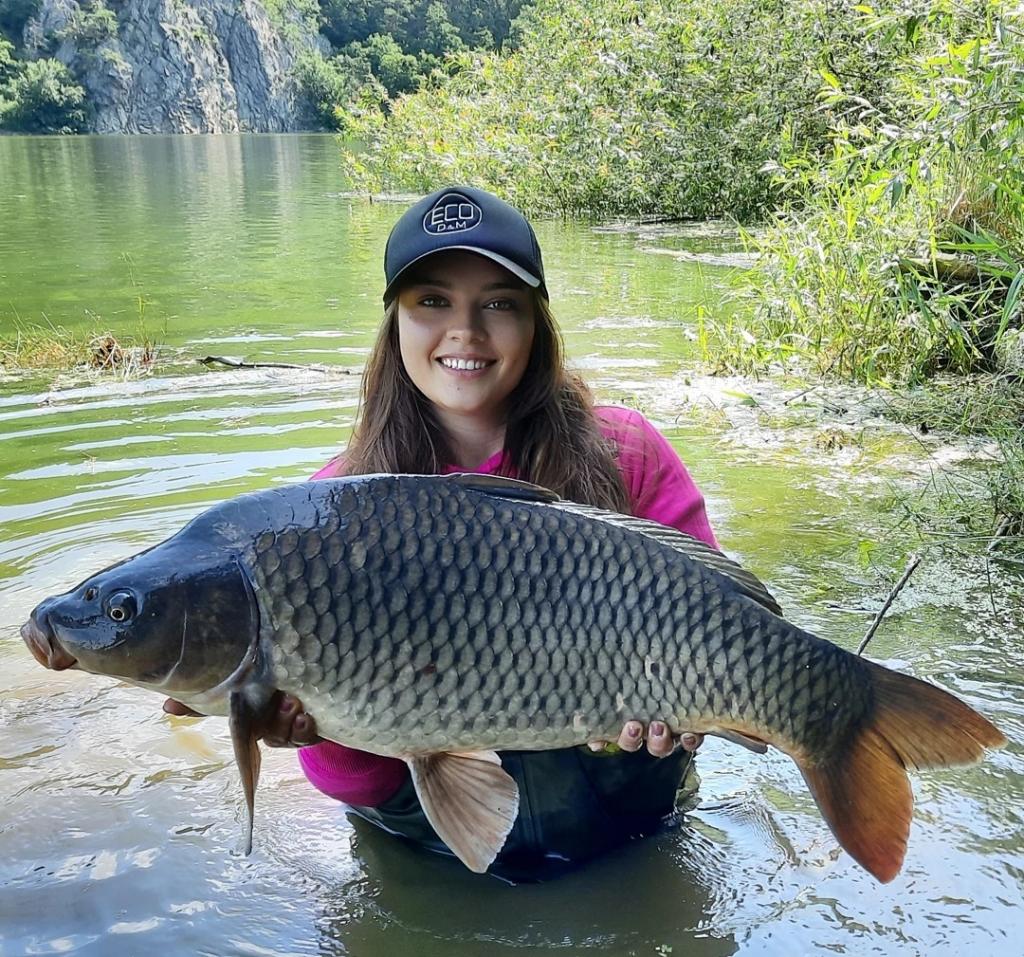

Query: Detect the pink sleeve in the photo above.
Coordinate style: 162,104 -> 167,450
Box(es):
310,458 -> 344,480
598,407 -> 719,549
297,741 -> 407,806
298,454 -> 411,806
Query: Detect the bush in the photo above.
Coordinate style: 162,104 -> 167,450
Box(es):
56,0 -> 118,48
0,55 -> 86,132
0,33 -> 16,82
709,1 -> 1024,386
295,49 -> 377,130
340,0 -> 855,219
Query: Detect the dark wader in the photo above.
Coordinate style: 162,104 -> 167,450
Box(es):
346,746 -> 697,882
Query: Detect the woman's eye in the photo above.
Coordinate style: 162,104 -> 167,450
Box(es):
485,299 -> 518,311
419,295 -> 448,307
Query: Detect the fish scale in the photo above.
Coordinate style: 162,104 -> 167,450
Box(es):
23,471 -> 1006,880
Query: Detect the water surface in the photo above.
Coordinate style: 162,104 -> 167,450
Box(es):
0,134 -> 1021,957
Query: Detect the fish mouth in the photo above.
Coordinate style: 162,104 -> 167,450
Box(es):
20,619 -> 78,671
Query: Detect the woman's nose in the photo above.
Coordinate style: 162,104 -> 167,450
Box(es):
444,307 -> 486,341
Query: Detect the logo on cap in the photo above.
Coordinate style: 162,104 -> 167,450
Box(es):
423,193 -> 482,235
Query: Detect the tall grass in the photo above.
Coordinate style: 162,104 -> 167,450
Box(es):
0,319 -> 156,376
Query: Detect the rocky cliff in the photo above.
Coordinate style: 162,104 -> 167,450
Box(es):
23,0 -> 326,133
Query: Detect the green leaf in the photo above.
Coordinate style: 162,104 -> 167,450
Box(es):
889,175 -> 904,208
723,389 -> 757,407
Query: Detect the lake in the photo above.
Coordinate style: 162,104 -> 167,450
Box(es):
1,133 -> 1021,956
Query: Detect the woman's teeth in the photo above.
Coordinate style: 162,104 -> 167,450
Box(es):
439,358 -> 491,370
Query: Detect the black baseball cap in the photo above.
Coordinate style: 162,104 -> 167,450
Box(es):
383,186 -> 547,304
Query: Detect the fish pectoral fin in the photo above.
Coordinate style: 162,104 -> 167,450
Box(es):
712,727 -> 770,754
228,690 -> 262,855
407,750 -> 520,874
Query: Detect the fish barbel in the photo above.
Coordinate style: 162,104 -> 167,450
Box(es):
21,473 -> 1006,880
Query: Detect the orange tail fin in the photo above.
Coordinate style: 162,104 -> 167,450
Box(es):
799,659 -> 1006,883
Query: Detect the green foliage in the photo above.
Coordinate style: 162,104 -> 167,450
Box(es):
0,54 -> 86,132
295,1 -> 506,122
355,32 -> 423,95
318,0 -> 524,52
57,0 -> 118,48
295,49 -> 380,130
422,2 -> 465,56
262,0 -> 321,42
341,0 -> 857,219
0,33 -> 16,83
708,1 -> 1024,386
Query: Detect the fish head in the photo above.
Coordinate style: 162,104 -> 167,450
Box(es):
21,542 -> 259,699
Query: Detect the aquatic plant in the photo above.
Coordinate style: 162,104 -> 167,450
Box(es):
0,320 -> 156,377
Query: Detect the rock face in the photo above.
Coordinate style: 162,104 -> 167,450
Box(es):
23,0 -> 326,133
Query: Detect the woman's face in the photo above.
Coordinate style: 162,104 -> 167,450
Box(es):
396,250 -> 536,428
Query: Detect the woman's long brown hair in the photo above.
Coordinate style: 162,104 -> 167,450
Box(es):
340,292 -> 631,512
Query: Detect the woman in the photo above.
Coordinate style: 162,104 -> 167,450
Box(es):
168,186 -> 718,880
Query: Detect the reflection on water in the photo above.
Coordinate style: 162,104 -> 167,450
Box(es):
1,134 -> 1022,956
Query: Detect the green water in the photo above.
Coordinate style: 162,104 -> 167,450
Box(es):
1,134 -> 1021,957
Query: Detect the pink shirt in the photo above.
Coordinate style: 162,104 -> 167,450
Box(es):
297,406 -> 718,805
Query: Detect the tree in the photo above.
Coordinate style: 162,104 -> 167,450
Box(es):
295,49 -> 374,129
0,34 -> 17,83
422,2 -> 464,57
0,56 -> 87,132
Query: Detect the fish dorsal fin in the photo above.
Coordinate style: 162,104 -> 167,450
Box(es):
406,750 -> 520,873
228,690 -> 262,855
551,501 -> 783,617
444,472 -> 561,503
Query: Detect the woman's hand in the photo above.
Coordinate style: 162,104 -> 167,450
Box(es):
163,697 -> 698,756
162,692 -> 322,748
588,721 -> 703,757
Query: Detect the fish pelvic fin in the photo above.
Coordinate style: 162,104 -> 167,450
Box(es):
800,660 -> 1006,883
407,750 -> 520,874
229,690 -> 263,856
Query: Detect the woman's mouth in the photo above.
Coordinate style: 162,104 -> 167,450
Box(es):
437,357 -> 496,372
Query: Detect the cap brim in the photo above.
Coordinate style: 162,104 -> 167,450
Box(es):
383,246 -> 542,304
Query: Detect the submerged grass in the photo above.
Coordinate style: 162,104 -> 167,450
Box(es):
0,319 -> 157,377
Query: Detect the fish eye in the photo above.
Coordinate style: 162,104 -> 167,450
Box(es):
106,591 -> 137,623
84,587 -> 97,601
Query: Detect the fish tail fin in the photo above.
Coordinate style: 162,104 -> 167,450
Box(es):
799,660 -> 1006,883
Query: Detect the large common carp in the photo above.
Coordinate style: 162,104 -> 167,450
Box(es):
21,473 -> 1005,881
